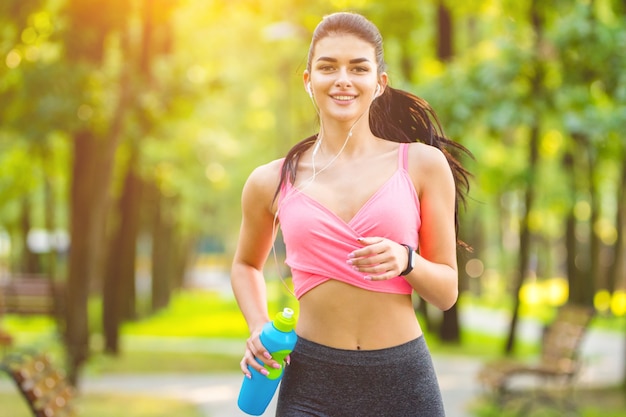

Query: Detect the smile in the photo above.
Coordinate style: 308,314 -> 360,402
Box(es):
332,95 -> 356,101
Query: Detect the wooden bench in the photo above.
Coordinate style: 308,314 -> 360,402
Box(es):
0,275 -> 64,316
1,351 -> 76,417
477,304 -> 595,415
0,327 -> 12,351
0,289 -> 14,352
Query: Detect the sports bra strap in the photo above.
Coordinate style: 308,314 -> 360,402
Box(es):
399,143 -> 409,170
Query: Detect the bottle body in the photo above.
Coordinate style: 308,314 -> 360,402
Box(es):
238,308 -> 297,416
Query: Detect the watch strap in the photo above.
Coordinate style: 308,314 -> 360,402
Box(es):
400,244 -> 414,276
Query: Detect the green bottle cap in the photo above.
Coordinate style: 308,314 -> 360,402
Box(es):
273,308 -> 296,332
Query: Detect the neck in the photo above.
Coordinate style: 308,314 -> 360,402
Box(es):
318,113 -> 372,152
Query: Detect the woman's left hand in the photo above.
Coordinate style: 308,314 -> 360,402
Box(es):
347,237 -> 410,281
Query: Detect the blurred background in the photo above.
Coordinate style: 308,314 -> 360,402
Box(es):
0,0 -> 625,416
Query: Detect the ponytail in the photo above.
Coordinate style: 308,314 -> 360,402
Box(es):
371,86 -> 472,208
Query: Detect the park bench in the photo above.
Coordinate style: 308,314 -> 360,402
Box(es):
477,303 -> 595,415
0,289 -> 14,353
1,351 -> 76,416
0,274 -> 65,316
0,326 -> 12,353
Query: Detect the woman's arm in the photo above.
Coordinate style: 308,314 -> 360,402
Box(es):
230,160 -> 283,376
348,144 -> 458,311
406,144 -> 459,310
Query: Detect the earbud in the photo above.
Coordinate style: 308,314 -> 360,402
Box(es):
375,84 -> 381,97
307,82 -> 313,97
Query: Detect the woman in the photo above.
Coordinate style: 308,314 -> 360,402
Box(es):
231,12 -> 470,417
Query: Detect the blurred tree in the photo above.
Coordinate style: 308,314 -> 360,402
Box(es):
0,0 -> 70,324
1,0 -> 625,385
436,0 -> 462,344
504,0 -> 546,354
102,0 -> 179,355
62,0 -> 133,384
552,1 -> 626,307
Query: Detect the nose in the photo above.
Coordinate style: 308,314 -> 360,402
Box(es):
334,67 -> 352,89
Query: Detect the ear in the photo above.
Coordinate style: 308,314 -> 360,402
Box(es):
303,71 -> 312,97
377,72 -> 389,96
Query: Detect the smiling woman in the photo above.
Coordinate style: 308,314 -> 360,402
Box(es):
231,11 -> 472,417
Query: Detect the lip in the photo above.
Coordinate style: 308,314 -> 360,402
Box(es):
329,93 -> 358,103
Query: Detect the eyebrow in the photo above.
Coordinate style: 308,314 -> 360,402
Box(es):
316,57 -> 371,64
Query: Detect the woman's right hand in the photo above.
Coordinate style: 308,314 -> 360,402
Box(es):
240,328 -> 282,378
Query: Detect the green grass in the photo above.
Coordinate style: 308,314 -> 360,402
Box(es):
0,392 -> 203,417
468,386 -> 626,417
1,289 -> 624,416
85,350 -> 241,374
120,291 -> 251,338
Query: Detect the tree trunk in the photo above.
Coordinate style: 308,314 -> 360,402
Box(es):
151,193 -> 175,312
505,125 -> 539,354
613,156 -> 626,394
607,158 -> 626,294
586,139 -> 601,305
562,151 -> 583,303
436,2 -> 453,62
103,155 -> 142,354
435,1 -> 461,344
64,0 -> 131,384
66,130 -> 106,385
19,197 -> 39,274
505,0 -> 543,354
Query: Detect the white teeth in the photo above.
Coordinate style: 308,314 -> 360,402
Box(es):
333,95 -> 355,101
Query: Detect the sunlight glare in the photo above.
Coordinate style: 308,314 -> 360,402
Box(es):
594,290 -> 611,313
187,65 -> 207,84
5,49 -> 21,68
205,162 -> 226,184
540,129 -> 563,158
611,291 -> 626,317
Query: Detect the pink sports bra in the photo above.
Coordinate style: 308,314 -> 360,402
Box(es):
278,143 -> 421,299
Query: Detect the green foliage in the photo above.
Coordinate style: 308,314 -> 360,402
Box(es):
0,392 -> 203,417
1,0 -> 625,390
121,290 -> 250,338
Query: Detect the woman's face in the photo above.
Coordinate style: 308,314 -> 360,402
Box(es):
305,34 -> 386,123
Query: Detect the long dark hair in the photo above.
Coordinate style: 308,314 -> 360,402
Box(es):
275,12 -> 472,241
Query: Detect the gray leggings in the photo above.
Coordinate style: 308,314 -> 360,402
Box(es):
275,336 -> 445,417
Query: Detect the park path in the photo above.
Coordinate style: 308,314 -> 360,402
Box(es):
77,311 -> 622,417
0,309 -> 625,417
2,306 -> 621,417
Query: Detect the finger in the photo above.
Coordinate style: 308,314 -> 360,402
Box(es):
247,337 -> 271,360
359,264 -> 393,279
240,355 -> 252,378
356,236 -> 384,246
247,338 -> 283,371
365,270 -> 396,281
348,246 -> 386,264
241,350 -> 271,377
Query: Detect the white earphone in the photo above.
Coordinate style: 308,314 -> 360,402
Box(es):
375,84 -> 381,98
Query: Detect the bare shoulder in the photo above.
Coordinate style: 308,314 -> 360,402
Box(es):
405,143 -> 454,196
246,158 -> 283,188
407,142 -> 452,176
242,158 -> 284,210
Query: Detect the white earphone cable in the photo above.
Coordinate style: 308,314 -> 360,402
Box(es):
270,83 -> 379,297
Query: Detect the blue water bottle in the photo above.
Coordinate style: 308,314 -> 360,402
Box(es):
238,307 -> 297,416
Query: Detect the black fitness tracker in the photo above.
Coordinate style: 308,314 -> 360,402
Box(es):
400,244 -> 415,276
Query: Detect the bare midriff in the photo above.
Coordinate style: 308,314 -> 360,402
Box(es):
296,280 -> 422,350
